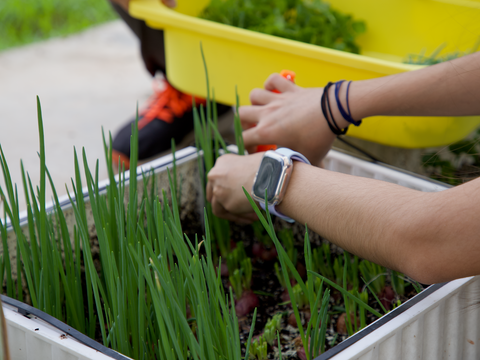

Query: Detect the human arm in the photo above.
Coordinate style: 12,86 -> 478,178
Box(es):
240,51 -> 480,164
207,153 -> 480,284
208,53 -> 480,283
277,162 -> 480,284
110,0 -> 176,12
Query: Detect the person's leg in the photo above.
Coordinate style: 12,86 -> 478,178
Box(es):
109,2 -> 231,169
109,2 -> 166,75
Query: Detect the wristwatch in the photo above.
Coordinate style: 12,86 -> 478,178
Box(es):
252,148 -> 310,223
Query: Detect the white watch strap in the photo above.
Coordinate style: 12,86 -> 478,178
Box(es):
261,148 -> 310,223
275,147 -> 311,165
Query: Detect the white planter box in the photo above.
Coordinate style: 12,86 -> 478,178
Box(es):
5,147 -> 474,359
321,276 -> 479,360
1,297 -> 130,360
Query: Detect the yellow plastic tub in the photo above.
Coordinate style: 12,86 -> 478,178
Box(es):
130,0 -> 480,148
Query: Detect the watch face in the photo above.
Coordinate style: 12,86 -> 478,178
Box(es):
253,156 -> 283,202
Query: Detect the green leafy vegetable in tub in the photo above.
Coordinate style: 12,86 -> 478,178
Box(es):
200,0 -> 366,54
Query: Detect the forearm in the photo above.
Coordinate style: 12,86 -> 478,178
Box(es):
348,51 -> 480,119
277,163 -> 480,283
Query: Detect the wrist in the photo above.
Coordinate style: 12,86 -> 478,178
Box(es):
276,161 -> 311,218
252,149 -> 310,222
348,78 -> 395,119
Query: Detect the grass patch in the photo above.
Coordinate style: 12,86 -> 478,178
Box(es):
0,0 -> 118,51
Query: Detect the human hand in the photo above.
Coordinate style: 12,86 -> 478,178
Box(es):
206,153 -> 264,223
111,0 -> 176,12
239,73 -> 346,166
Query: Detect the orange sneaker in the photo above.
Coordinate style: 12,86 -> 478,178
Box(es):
112,78 -> 230,169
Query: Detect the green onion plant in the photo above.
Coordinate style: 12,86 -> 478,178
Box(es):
252,221 -> 273,247
311,243 -> 334,281
359,260 -> 386,296
263,313 -> 282,345
226,242 -> 247,275
0,97 -> 256,359
391,270 -> 405,296
241,257 -> 253,290
249,336 -> 268,360
243,190 -> 331,360
193,45 -> 232,259
229,268 -> 244,300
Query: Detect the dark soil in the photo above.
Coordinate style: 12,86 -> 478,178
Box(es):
224,221 -> 423,359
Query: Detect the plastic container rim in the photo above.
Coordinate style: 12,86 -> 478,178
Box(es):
129,0 -> 422,75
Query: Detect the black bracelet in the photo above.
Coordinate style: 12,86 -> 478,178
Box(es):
321,82 -> 348,135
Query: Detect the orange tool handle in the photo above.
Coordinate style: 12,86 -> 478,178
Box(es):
271,70 -> 296,94
256,70 -> 296,152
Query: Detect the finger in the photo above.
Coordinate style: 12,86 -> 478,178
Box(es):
211,198 -> 249,223
250,88 -> 277,106
211,196 -> 229,218
264,73 -> 297,93
238,106 -> 260,129
206,180 -> 213,203
242,126 -> 265,149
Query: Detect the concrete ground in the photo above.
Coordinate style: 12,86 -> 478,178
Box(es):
0,21 -> 163,214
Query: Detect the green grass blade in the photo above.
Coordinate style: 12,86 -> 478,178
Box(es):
309,272 -> 382,317
243,307 -> 257,360
200,43 -> 211,125
361,277 -> 388,314
234,86 -> 245,155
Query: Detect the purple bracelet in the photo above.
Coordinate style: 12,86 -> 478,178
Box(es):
334,80 -> 362,126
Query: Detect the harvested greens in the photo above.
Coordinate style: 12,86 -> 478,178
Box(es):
200,0 -> 366,54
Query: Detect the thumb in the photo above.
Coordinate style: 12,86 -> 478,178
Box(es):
242,126 -> 264,149
264,73 -> 296,93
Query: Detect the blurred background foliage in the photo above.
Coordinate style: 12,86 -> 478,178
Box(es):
422,130 -> 480,186
0,0 -> 118,51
